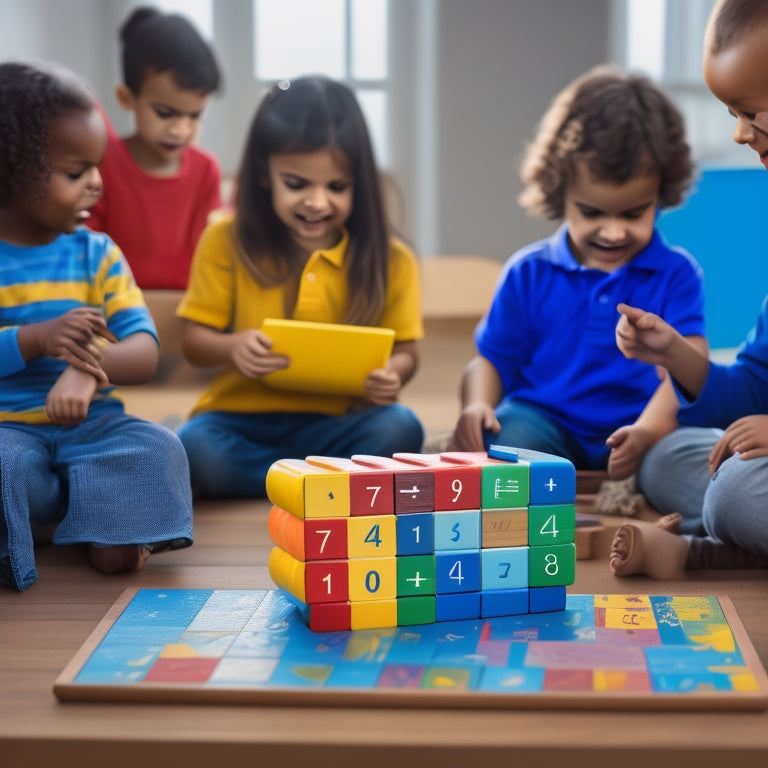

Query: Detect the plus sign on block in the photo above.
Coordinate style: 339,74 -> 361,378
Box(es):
266,446 -> 576,631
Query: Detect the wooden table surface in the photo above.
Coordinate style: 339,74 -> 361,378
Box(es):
2,499 -> 768,768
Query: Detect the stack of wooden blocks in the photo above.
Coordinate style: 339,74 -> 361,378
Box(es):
267,446 -> 577,631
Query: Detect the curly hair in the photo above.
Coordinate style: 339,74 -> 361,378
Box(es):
0,59 -> 94,208
519,65 -> 693,220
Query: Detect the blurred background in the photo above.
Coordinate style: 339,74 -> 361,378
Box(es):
1,0 -> 766,349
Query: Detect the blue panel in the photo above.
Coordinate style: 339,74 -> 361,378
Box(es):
529,585 -> 567,613
481,546 -> 528,590
481,588 -> 529,618
434,591 -> 481,621
435,549 -> 481,594
657,167 -> 768,350
434,509 -> 480,551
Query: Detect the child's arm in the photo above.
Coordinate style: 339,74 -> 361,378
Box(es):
15,307 -> 117,383
180,320 -> 289,378
365,340 -> 419,405
98,332 -> 160,384
616,303 -> 710,396
447,355 -> 504,452
45,365 -> 98,425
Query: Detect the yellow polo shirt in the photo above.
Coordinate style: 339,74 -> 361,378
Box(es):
177,215 -> 423,416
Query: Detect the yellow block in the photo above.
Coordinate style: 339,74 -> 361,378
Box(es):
351,599 -> 398,630
347,515 -> 397,558
268,546 -> 307,603
266,458 -> 350,518
348,557 -> 397,602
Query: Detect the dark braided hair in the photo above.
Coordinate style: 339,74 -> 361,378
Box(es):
0,59 -> 94,208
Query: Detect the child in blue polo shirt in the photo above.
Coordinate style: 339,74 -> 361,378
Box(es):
448,65 -> 707,476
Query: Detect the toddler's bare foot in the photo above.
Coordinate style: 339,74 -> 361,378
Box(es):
656,512 -> 683,533
88,544 -> 151,575
609,520 -> 689,579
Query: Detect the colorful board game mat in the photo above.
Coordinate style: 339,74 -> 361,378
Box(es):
54,588 -> 768,711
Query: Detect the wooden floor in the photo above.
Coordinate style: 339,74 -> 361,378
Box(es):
2,498 -> 768,768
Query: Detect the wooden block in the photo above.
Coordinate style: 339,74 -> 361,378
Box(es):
393,452 -> 482,511
528,503 -> 575,547
308,601 -> 352,632
481,507 -> 528,548
395,512 -> 434,555
433,509 -> 480,551
347,515 -> 396,559
481,588 -> 529,618
348,557 -> 397,602
435,591 -> 481,621
528,543 -> 576,588
350,598 -> 398,630
307,456 -> 394,516
305,560 -> 350,603
481,462 -> 530,508
514,448 -> 576,505
481,546 -> 529,590
397,595 -> 436,626
529,585 -> 567,613
352,455 -> 436,514
265,458 -> 350,519
267,505 -> 348,561
396,555 -> 436,597
435,549 -> 481,594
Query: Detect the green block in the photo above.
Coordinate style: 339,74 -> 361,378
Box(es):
528,504 -> 575,546
528,543 -> 575,586
397,555 -> 436,596
397,595 -> 436,626
481,463 -> 529,508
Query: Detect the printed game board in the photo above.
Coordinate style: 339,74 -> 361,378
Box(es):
54,588 -> 768,711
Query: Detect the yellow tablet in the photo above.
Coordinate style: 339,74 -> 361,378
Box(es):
260,319 -> 395,397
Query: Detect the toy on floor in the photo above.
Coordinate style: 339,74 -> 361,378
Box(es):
266,445 -> 577,631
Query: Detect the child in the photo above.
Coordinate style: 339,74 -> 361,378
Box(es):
448,66 -> 708,477
176,76 -> 425,499
610,0 -> 768,579
87,6 -> 223,290
0,59 -> 193,591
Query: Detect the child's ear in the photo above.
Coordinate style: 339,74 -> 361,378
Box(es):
115,84 -> 135,111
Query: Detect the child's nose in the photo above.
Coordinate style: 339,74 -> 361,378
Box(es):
732,116 -> 754,145
599,219 -> 626,242
305,187 -> 328,209
86,167 -> 103,193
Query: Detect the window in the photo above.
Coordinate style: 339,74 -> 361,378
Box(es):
618,0 -> 757,167
252,0 -> 390,165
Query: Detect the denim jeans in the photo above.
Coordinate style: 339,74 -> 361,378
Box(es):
178,404 -> 425,498
637,426 -> 768,555
491,399 -> 606,469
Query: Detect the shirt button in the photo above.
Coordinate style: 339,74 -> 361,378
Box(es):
306,273 -> 316,282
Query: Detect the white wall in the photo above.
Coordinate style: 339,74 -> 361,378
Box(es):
0,0 -> 611,261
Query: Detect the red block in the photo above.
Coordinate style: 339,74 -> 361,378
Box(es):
394,453 -> 481,511
306,456 -> 394,516
305,560 -> 349,603
309,601 -> 352,632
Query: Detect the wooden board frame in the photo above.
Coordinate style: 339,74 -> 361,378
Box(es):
54,589 -> 768,711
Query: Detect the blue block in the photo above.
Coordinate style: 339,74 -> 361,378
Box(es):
434,509 -> 480,551
529,585 -> 566,613
395,512 -> 434,555
435,591 -> 481,621
435,549 -> 481,594
481,546 -> 528,590
481,588 -> 529,618
515,450 -> 575,505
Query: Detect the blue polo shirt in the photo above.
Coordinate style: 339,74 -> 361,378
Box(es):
476,224 -> 705,444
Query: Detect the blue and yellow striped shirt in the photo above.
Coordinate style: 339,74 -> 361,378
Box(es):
0,228 -> 157,423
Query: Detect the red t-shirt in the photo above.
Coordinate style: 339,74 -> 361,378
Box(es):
88,130 -> 222,290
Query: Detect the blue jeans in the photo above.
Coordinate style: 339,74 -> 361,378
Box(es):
490,399 -> 607,469
178,404 -> 425,498
637,426 -> 768,555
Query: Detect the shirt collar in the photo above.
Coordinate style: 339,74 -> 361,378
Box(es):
309,227 -> 350,268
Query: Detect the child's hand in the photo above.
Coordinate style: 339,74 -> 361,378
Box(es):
36,308 -> 115,383
615,303 -> 678,366
365,367 -> 401,405
45,366 -> 98,424
230,329 -> 290,379
606,424 -> 657,479
447,403 -> 500,452
708,415 -> 768,473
